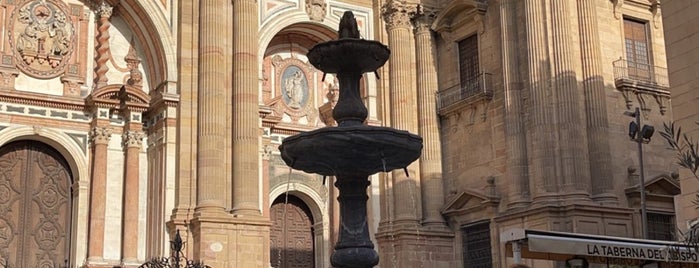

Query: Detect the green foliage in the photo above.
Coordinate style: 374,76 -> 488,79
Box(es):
660,122 -> 699,180
660,121 -> 699,249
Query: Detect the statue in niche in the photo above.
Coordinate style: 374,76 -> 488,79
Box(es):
282,66 -> 308,109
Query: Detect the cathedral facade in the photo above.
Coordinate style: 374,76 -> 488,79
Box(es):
0,0 -> 683,267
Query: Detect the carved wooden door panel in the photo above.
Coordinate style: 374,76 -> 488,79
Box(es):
0,141 -> 72,268
270,195 -> 315,268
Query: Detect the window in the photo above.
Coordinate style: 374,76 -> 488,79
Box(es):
462,221 -> 492,268
624,19 -> 651,80
458,35 -> 480,96
647,212 -> 675,241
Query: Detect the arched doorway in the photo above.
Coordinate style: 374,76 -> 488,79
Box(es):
270,194 -> 315,268
0,140 -> 73,267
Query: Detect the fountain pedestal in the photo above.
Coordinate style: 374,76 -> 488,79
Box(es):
279,11 -> 422,268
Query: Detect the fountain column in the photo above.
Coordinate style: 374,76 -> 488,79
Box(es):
413,12 -> 445,227
577,0 -> 616,204
524,0 -> 557,202
381,0 -> 421,225
550,0 -> 591,199
501,0 -> 530,208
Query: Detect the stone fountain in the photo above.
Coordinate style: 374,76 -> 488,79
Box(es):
279,11 -> 423,268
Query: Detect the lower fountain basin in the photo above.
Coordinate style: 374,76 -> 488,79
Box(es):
279,125 -> 422,176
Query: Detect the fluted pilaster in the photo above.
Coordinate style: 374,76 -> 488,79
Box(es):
196,0 -> 227,211
232,0 -> 260,215
524,0 -> 557,201
550,0 -> 591,199
382,0 -> 421,224
121,129 -> 144,264
413,12 -> 445,227
86,126 -> 111,264
93,1 -> 112,88
577,0 -> 616,204
501,0 -> 530,208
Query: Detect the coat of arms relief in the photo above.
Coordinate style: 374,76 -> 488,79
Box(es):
9,0 -> 75,79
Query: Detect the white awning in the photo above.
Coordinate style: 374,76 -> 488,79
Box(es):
501,229 -> 699,264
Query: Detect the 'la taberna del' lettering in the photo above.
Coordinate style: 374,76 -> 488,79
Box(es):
587,244 -> 699,262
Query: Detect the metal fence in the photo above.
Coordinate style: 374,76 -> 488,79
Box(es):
436,73 -> 493,111
613,59 -> 669,88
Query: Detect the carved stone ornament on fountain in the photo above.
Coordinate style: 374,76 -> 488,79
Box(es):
279,11 -> 422,268
9,0 -> 75,79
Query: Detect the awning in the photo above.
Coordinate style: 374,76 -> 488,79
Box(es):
501,229 -> 699,265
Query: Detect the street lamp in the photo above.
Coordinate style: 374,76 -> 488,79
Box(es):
625,107 -> 654,239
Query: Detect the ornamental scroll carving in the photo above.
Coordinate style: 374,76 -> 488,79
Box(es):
122,130 -> 145,148
9,0 -> 75,79
381,0 -> 417,29
89,127 -> 112,145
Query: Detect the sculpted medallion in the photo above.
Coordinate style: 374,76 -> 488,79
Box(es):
281,65 -> 309,109
9,0 -> 75,79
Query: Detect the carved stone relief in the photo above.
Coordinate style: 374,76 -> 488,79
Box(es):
305,0 -> 327,22
9,0 -> 75,79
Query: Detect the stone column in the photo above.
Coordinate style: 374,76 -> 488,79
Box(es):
382,0 -> 421,225
550,0 -> 591,199
413,12 -> 445,227
196,0 -> 227,212
93,1 -> 112,88
121,128 -> 144,265
524,0 -> 557,202
231,0 -> 261,215
577,0 -> 616,204
501,0 -> 530,208
86,125 -> 111,265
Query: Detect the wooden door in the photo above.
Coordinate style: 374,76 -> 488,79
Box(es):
0,140 -> 73,267
624,19 -> 651,80
270,195 -> 315,268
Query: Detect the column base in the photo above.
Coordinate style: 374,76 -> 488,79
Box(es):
376,225 -> 455,268
190,212 -> 270,268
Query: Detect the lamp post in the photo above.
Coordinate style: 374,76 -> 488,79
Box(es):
625,107 -> 655,240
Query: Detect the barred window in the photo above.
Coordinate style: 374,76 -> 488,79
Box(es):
458,35 -> 480,96
462,221 -> 492,268
647,212 -> 676,241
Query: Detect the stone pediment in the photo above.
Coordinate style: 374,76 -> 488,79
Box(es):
625,174 -> 681,196
87,85 -> 150,111
441,189 -> 500,217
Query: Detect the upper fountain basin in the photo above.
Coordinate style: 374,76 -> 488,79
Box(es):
307,39 -> 390,74
278,125 -> 423,177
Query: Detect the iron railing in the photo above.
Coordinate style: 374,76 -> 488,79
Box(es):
139,230 -> 211,268
613,59 -> 669,88
436,73 -> 493,111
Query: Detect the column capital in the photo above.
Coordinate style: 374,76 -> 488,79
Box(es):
90,126 -> 112,145
94,1 -> 113,18
122,130 -> 145,148
381,0 -> 417,29
412,7 -> 437,34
